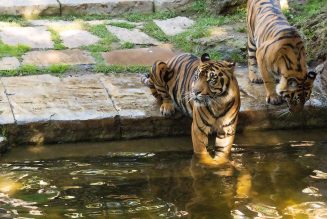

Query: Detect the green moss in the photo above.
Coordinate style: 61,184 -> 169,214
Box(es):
109,22 -> 136,29
143,21 -> 169,42
94,64 -> 149,74
0,41 -> 30,58
83,24 -> 118,52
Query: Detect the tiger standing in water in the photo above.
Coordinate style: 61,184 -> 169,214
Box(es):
247,0 -> 316,112
142,53 -> 240,166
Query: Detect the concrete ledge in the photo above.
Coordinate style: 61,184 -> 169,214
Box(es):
0,67 -> 326,146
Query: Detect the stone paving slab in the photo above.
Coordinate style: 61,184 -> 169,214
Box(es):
60,30 -> 100,48
60,0 -> 153,15
100,73 -> 191,138
102,47 -> 177,65
107,25 -> 160,45
0,80 -> 15,125
154,16 -> 194,36
0,0 -> 60,16
22,49 -> 96,66
0,26 -> 54,49
0,57 -> 20,71
1,74 -> 118,125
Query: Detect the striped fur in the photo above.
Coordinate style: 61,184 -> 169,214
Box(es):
142,53 -> 240,166
247,0 -> 316,112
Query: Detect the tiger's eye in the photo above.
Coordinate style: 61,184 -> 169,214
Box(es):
218,73 -> 223,77
210,72 -> 215,78
287,78 -> 298,87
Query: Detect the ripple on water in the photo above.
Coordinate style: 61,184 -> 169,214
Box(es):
284,201 -> 327,218
311,170 -> 327,179
245,203 -> 282,218
302,186 -> 322,197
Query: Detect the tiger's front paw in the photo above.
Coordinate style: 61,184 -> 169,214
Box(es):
249,71 -> 263,84
160,102 -> 175,117
266,93 -> 283,105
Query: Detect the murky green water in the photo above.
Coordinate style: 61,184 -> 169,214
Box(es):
0,130 -> 327,218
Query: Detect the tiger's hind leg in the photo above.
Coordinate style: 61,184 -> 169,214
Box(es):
148,61 -> 175,117
248,38 -> 263,84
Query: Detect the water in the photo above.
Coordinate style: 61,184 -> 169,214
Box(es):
0,130 -> 327,219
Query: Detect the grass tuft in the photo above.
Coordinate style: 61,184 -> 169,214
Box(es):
0,41 -> 30,58
123,11 -> 176,22
94,64 -> 149,74
48,28 -> 66,50
120,42 -> 134,49
142,21 -> 169,42
109,22 -> 136,29
83,24 -> 118,52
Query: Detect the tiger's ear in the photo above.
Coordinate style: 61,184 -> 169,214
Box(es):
307,71 -> 317,80
227,62 -> 235,68
201,53 -> 210,62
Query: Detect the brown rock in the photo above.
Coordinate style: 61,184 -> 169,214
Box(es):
102,47 -> 177,66
22,49 -> 95,66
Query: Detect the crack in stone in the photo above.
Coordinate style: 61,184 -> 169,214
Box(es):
99,77 -> 122,138
0,78 -> 17,124
56,0 -> 62,16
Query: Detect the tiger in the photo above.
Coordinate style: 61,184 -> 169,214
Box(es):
247,0 -> 316,112
141,53 -> 240,166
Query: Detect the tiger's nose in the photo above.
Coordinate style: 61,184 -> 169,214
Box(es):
194,90 -> 201,96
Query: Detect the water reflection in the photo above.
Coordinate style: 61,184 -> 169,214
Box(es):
0,139 -> 326,218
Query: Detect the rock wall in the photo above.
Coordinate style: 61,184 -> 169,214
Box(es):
315,60 -> 327,96
206,0 -> 246,14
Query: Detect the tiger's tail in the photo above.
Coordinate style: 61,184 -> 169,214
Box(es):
141,66 -> 162,101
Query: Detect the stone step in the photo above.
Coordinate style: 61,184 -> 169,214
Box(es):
0,0 -> 192,16
0,66 -> 326,146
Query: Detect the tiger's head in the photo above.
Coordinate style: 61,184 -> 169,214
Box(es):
192,53 -> 235,106
276,71 -> 316,112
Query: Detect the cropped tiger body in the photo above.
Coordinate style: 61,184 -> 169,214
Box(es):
247,0 -> 316,112
142,53 -> 240,166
